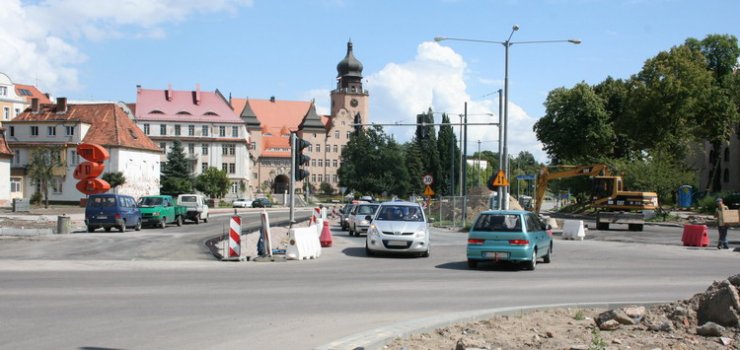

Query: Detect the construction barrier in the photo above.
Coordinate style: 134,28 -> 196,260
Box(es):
562,220 -> 586,240
224,216 -> 241,260
260,211 -> 273,257
320,220 -> 333,247
286,226 -> 322,260
682,224 -> 709,247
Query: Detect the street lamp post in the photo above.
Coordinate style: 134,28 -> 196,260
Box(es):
435,26 -> 580,210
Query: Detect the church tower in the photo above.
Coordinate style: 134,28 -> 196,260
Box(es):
331,41 -> 369,126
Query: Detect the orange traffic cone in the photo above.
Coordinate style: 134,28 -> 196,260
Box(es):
320,220 -> 333,247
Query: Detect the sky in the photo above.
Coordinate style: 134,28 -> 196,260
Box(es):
2,0 -> 739,163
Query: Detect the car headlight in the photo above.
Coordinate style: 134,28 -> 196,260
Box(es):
153,212 -> 160,216
360,219 -> 369,225
415,230 -> 426,238
368,225 -> 380,236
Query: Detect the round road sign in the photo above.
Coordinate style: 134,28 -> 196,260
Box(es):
422,174 -> 434,185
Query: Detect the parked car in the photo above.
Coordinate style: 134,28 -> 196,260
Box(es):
466,210 -> 553,270
137,195 -> 188,228
85,194 -> 141,232
251,198 -> 273,208
348,203 -> 380,236
365,201 -> 429,257
176,194 -> 209,224
340,203 -> 355,231
232,198 -> 253,208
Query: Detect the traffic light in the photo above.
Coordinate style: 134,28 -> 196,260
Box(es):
293,134 -> 311,181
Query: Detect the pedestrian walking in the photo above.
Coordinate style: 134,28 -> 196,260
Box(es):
715,197 -> 730,249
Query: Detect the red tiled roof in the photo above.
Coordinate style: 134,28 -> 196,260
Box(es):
135,87 -> 241,123
0,128 -> 12,157
232,98 -> 311,134
260,134 -> 291,157
12,103 -> 160,152
14,84 -> 52,104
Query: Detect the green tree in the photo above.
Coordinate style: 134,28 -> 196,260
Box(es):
27,147 -> 63,208
534,82 -> 615,164
161,140 -> 194,195
437,114 -> 460,196
319,182 -> 334,196
404,141 -> 426,196
593,77 -> 636,159
195,167 -> 230,199
416,109 -> 441,194
102,172 -> 126,189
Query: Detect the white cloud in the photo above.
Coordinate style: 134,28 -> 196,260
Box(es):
301,89 -> 332,115
366,41 -> 547,162
0,0 -> 253,93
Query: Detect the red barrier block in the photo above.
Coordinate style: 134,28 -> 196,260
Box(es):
682,224 -> 710,247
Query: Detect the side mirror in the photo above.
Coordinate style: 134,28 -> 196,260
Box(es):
365,215 -> 372,222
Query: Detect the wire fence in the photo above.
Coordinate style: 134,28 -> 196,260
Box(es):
425,195 -> 493,229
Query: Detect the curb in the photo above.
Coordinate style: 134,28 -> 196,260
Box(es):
313,301 -> 666,350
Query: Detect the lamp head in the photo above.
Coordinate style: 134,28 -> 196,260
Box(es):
569,39 -> 582,45
434,36 -> 447,42
512,25 -> 520,31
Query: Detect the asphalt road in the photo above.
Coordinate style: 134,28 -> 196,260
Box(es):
0,212 -> 737,349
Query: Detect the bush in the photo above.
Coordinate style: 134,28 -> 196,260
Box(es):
30,191 -> 43,205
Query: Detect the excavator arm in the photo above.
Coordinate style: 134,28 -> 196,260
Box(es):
534,164 -> 611,213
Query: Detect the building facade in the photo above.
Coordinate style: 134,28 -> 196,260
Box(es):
0,73 -> 25,127
232,41 -> 369,196
134,85 -> 251,200
6,98 -> 162,203
0,128 -> 12,206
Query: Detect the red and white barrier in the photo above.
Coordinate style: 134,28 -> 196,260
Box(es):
286,226 -> 322,260
225,215 -> 241,260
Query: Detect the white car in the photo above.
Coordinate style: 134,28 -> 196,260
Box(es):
176,194 -> 209,224
232,198 -> 253,208
365,201 -> 430,257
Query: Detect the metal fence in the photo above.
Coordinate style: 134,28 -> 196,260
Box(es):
426,195 -> 493,229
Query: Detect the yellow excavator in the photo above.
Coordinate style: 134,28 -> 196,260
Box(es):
534,164 -> 659,231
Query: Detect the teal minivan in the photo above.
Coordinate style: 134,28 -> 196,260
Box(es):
466,210 -> 552,270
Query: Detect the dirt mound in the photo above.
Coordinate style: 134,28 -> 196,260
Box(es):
386,274 -> 740,349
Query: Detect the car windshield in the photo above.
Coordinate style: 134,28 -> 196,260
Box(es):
138,197 -> 163,206
180,196 -> 196,203
357,205 -> 379,215
375,205 -> 423,222
473,214 -> 522,232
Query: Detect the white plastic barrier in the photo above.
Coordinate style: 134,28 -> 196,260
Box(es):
286,226 -> 322,260
562,220 -> 586,240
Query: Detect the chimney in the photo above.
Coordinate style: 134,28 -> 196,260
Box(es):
56,97 -> 67,114
270,96 -> 276,103
195,83 -> 201,105
166,83 -> 173,101
136,85 -> 142,94
31,98 -> 39,113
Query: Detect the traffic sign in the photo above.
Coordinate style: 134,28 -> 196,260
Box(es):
423,185 -> 435,197
492,170 -> 510,187
422,174 -> 434,185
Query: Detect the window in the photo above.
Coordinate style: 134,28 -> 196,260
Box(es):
222,145 -> 228,155
160,142 -> 166,152
202,125 -> 209,136
143,124 -> 150,135
9,126 -> 14,137
11,177 -> 21,193
334,131 -> 340,139
311,159 -> 316,167
202,144 -> 208,155
326,144 -> 330,153
231,182 -> 238,193
232,126 -> 239,137
48,126 -> 56,136
65,126 -> 74,136
188,143 -> 195,154
333,175 -> 338,183
0,86 -> 7,95
222,163 -> 228,172
3,107 -> 9,120
219,126 -> 226,137
68,150 -> 79,166
188,125 -> 195,136
318,159 -> 323,167
13,150 -> 20,164
31,126 -> 39,136
222,144 -> 235,155
318,174 -> 323,182
174,125 -> 181,136
308,144 -> 313,152
346,131 -> 352,139
160,124 -> 167,135
316,144 -> 320,153
15,108 -> 20,117
333,159 -> 338,167
51,177 -> 63,194
229,163 -> 235,174
202,162 -> 208,173
311,174 -> 316,182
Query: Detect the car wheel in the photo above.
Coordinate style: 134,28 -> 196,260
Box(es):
525,249 -> 537,271
135,220 -> 142,231
119,223 -> 126,233
420,249 -> 430,258
194,216 -> 199,225
365,241 -> 374,256
87,225 -> 95,233
543,242 -> 552,264
104,226 -> 112,232
176,215 -> 182,227
467,259 -> 478,269
159,218 -> 167,229
204,215 -> 208,223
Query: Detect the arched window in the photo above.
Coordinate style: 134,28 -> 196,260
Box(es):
204,111 -> 218,116
176,111 -> 192,115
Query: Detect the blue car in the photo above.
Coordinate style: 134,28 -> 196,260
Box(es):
85,194 -> 142,232
466,210 -> 552,270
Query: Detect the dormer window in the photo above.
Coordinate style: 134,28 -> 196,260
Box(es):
176,111 -> 192,115
204,111 -> 218,116
150,110 -> 164,114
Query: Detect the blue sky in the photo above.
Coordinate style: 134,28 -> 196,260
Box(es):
2,0 -> 739,162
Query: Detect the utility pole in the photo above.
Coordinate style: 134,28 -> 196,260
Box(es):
462,102 -> 468,226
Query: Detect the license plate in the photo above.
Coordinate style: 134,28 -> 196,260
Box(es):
96,216 -> 107,219
387,240 -> 407,247
484,252 -> 509,259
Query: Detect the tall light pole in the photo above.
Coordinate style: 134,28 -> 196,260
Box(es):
435,26 -> 580,210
